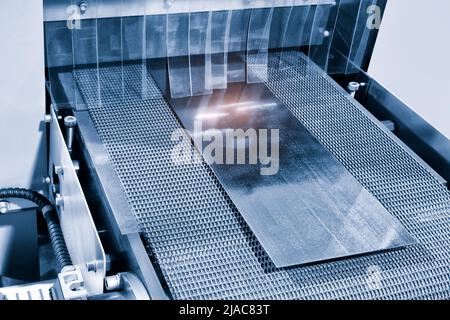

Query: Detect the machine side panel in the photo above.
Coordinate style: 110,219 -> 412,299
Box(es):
0,0 -> 47,191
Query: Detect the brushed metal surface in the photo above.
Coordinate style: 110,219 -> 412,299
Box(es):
169,82 -> 416,267
49,110 -> 106,295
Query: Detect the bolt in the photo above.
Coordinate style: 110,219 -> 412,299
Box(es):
44,114 -> 53,124
381,120 -> 396,132
79,2 -> 88,14
64,116 -> 77,154
43,176 -> 52,184
105,274 -> 122,292
72,160 -> 80,172
323,30 -> 330,38
164,0 -> 173,9
347,82 -> 367,97
0,201 -> 10,214
64,115 -> 77,128
348,81 -> 360,91
347,81 -> 361,97
55,194 -> 64,207
55,165 -> 64,176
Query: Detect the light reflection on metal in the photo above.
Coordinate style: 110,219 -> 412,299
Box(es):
195,112 -> 229,120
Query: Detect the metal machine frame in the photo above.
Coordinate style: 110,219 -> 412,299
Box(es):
1,0 -> 449,300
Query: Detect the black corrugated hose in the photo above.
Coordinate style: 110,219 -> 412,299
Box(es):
0,188 -> 72,272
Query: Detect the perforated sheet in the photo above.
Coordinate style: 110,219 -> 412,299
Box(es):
74,52 -> 450,300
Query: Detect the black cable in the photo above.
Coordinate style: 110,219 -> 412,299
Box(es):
0,188 -> 72,272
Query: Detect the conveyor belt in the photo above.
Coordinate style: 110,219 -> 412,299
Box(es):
74,51 -> 450,300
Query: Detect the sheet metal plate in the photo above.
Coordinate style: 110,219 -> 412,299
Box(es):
168,82 -> 416,267
49,110 -> 106,295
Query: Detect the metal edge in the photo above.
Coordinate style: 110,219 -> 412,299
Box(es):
301,52 -> 447,186
74,110 -> 169,300
75,110 -> 140,235
43,0 -> 336,22
49,109 -> 106,295
365,78 -> 450,186
122,234 -> 170,300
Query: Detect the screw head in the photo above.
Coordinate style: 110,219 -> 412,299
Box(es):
0,201 -> 10,214
105,274 -> 122,291
64,116 -> 78,128
55,165 -> 64,176
79,2 -> 88,14
55,194 -> 64,207
164,0 -> 173,9
348,81 -> 361,93
44,114 -> 53,124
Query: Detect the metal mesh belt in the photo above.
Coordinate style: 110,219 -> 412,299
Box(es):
73,53 -> 450,300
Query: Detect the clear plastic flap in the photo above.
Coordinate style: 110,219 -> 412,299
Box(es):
45,15 -> 75,108
72,1 -> 100,109
346,0 -> 382,74
96,0 -> 124,104
277,1 -> 313,70
326,0 -> 362,74
190,11 -> 213,96
210,11 -> 232,89
227,9 -> 251,83
145,12 -> 168,96
270,3 -> 295,68
307,0 -> 340,73
166,1 -> 192,98
246,3 -> 275,83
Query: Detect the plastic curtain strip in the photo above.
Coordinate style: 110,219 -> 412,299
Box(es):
326,0 -> 361,74
227,10 -> 251,83
346,0 -> 381,74
307,0 -> 341,73
166,1 -> 192,98
246,1 -> 276,83
96,0 -> 125,104
72,0 -> 100,109
278,1 -> 313,70
190,10 -> 213,96
210,11 -> 232,89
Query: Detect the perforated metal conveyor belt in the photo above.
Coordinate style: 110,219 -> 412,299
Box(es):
74,52 -> 450,300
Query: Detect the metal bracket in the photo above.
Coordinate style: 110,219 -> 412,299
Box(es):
49,109 -> 106,296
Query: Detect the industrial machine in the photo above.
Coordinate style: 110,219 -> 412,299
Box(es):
1,0 -> 449,300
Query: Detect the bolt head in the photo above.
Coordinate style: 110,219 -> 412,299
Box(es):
55,194 -> 64,207
164,0 -> 173,9
79,2 -> 88,14
64,116 -> 77,128
105,274 -> 122,291
348,81 -> 361,93
55,165 -> 64,176
0,201 -> 10,214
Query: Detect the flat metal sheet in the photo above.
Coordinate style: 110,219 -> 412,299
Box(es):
168,82 -> 416,267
